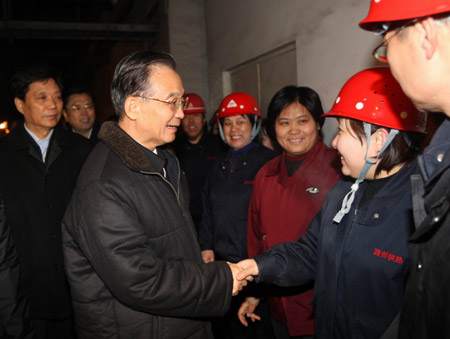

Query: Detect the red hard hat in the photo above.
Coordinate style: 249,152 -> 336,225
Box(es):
183,93 -> 205,114
217,92 -> 261,119
360,0 -> 450,32
323,67 -> 426,133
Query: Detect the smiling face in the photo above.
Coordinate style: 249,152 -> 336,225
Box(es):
14,78 -> 62,139
275,102 -> 319,156
131,66 -> 185,150
63,93 -> 96,137
181,113 -> 205,143
222,115 -> 253,150
332,118 -> 368,178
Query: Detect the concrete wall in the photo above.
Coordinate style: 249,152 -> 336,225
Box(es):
168,0 -> 210,111
168,0 -> 383,143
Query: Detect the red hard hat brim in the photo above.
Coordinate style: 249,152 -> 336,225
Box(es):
359,0 -> 450,32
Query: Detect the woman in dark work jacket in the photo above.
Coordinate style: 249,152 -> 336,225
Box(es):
237,68 -> 426,339
199,92 -> 276,339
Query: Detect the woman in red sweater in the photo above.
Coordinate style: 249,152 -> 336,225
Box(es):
239,86 -> 341,338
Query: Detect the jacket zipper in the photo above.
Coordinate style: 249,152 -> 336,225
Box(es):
140,169 -> 180,206
347,208 -> 358,235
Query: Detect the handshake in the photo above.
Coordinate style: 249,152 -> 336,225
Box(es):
227,259 -> 259,296
201,250 -> 259,296
227,259 -> 263,327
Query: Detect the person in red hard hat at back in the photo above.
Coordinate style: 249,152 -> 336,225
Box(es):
360,2 -> 450,338
171,93 -> 226,233
235,68 -> 426,339
199,92 -> 276,339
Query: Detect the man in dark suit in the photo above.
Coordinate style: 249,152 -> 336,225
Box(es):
0,64 -> 91,338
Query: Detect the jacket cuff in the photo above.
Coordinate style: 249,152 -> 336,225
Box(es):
254,253 -> 278,284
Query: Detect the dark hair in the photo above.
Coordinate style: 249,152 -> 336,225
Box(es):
11,63 -> 63,101
110,50 -> 176,119
63,86 -> 94,108
346,118 -> 423,177
266,86 -> 324,153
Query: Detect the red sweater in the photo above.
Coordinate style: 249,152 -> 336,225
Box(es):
247,140 -> 340,336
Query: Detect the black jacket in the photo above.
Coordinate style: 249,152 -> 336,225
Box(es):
399,118 -> 450,339
62,122 -> 233,339
0,123 -> 91,320
199,142 -> 276,262
0,192 -> 34,338
171,132 -> 227,231
66,122 -> 100,146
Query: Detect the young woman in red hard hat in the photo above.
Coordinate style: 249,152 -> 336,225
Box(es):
198,92 -> 276,338
235,67 -> 426,339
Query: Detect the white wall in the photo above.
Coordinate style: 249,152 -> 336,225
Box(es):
168,0 -> 383,144
204,0 -> 382,144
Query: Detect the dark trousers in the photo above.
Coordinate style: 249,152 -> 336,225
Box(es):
33,316 -> 75,339
211,295 -> 275,339
270,318 -> 314,339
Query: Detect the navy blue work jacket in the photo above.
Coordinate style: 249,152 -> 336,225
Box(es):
199,142 -> 276,262
256,162 -> 418,339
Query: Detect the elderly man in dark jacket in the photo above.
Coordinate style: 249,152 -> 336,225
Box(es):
0,64 -> 92,338
62,50 -> 246,339
358,2 -> 450,338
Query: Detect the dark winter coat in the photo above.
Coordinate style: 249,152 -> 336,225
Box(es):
247,140 -> 340,336
199,142 -> 276,262
0,123 -> 91,321
62,121 -> 233,339
171,132 -> 226,231
67,122 -> 100,146
0,192 -> 34,338
399,118 -> 450,339
255,162 -> 418,339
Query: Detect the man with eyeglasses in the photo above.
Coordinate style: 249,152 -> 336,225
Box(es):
63,87 -> 99,143
62,50 -> 248,339
360,1 -> 450,338
0,63 -> 91,339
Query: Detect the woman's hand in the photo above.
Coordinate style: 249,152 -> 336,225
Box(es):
237,297 -> 261,326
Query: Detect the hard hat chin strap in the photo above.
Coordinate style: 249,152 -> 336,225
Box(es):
218,123 -> 226,144
333,122 -> 399,223
251,117 -> 262,140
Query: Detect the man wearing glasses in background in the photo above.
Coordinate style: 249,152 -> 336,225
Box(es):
360,1 -> 450,338
63,87 -> 99,144
62,50 -> 248,339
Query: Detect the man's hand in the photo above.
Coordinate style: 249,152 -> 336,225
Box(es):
201,250 -> 215,263
237,297 -> 261,326
236,259 -> 259,281
227,262 -> 248,296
